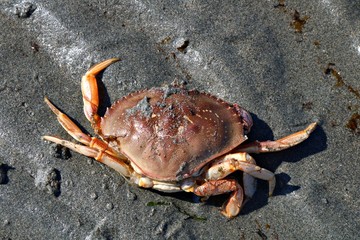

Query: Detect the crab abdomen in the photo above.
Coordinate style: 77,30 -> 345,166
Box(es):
100,87 -> 247,181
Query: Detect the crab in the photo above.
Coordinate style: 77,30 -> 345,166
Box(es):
43,58 -> 317,218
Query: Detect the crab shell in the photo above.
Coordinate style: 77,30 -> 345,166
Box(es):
99,86 -> 253,181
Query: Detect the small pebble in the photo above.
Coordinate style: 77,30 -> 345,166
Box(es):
75,218 -> 82,227
149,208 -> 156,217
101,183 -> 109,190
321,198 -> 329,204
14,2 -> 37,18
64,180 -> 73,187
106,203 -> 114,210
174,38 -> 189,53
126,188 -> 137,201
90,192 -> 98,200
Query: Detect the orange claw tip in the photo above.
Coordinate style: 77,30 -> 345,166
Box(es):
109,57 -> 121,62
306,122 -> 318,134
86,58 -> 121,75
102,57 -> 121,64
43,97 -> 61,115
43,96 -> 51,104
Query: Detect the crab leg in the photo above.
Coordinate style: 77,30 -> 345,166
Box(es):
81,58 -> 120,131
43,97 -> 131,177
207,152 -> 275,196
43,97 -> 122,158
236,122 -> 317,153
44,97 -> 91,145
43,136 -> 131,177
193,179 -> 244,218
192,152 -> 275,218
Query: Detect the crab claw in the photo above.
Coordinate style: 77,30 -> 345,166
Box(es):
81,58 -> 121,131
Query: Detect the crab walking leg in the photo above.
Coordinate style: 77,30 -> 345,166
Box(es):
242,173 -> 257,200
207,153 -> 276,196
81,58 -> 121,130
208,153 -> 258,199
234,155 -> 257,199
43,136 -> 132,177
194,179 -> 244,218
44,97 -> 123,159
44,97 -> 91,145
237,122 -> 317,153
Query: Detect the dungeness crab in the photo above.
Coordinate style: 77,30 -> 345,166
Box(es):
43,58 -> 317,218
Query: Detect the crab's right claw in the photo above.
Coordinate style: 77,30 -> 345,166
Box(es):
81,58 -> 121,131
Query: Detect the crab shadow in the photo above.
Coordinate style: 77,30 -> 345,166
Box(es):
96,71 -> 113,117
150,113 -> 327,216
0,163 -> 15,185
238,114 -> 327,214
